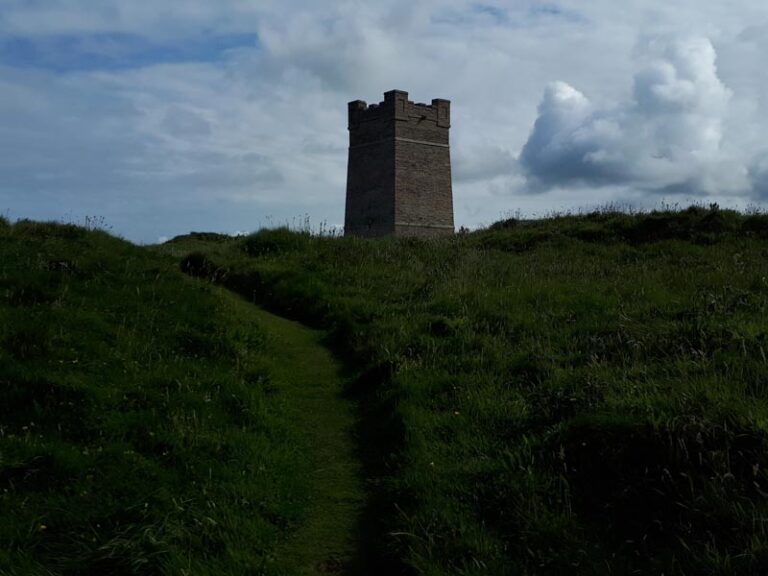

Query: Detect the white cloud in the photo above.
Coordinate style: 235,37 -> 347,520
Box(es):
519,37 -> 753,197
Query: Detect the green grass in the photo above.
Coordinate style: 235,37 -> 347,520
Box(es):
256,311 -> 364,574
165,205 -> 768,575
0,220 -> 355,575
6,206 -> 768,575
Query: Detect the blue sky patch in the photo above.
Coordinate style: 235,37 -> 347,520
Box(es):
0,32 -> 260,72
472,4 -> 508,24
529,3 -> 586,24
433,2 -> 584,28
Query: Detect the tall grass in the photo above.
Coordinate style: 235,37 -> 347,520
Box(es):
0,221 -> 312,575
173,206 -> 768,574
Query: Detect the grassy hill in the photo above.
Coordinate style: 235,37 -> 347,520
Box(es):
5,206 -> 768,575
164,206 -> 768,575
0,219 -> 323,575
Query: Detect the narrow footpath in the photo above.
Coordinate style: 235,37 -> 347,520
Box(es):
252,306 -> 366,575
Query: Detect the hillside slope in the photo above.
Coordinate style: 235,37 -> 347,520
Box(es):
169,207 -> 768,575
0,219 -> 360,575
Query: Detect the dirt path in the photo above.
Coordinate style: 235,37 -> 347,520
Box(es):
252,307 -> 366,574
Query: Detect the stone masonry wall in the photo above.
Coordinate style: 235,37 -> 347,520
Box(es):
345,90 -> 454,238
344,139 -> 395,236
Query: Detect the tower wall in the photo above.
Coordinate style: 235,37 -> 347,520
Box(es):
345,90 -> 454,238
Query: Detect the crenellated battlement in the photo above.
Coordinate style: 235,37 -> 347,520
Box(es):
348,90 -> 450,130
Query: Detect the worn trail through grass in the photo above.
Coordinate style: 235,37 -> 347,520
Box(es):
251,305 -> 367,575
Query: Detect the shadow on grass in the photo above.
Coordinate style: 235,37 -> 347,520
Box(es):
180,254 -> 412,575
342,362 -> 412,576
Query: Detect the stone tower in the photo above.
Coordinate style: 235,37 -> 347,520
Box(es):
344,90 -> 454,237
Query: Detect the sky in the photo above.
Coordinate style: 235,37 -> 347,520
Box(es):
1,1 -> 768,243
